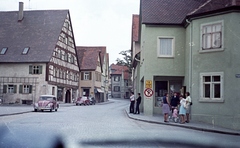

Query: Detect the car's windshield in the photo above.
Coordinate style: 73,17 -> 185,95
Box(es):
39,97 -> 53,101
0,0 -> 240,148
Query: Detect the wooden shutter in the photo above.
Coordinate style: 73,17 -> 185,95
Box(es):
3,85 -> 7,93
89,72 -> 92,80
29,65 -> 32,74
39,66 -> 42,74
14,85 -> 17,93
19,85 -> 23,93
29,85 -> 32,93
81,72 -> 84,80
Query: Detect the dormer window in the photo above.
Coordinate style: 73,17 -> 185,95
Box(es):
0,47 -> 8,55
22,47 -> 30,54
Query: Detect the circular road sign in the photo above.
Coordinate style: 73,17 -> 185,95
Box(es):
144,88 -> 154,97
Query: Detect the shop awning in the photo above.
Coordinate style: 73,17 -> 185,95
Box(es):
97,88 -> 104,93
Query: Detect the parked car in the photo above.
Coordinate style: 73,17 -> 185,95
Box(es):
89,97 -> 96,105
75,97 -> 90,106
33,95 -> 59,112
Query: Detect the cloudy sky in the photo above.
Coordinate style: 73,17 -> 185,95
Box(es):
0,0 -> 140,64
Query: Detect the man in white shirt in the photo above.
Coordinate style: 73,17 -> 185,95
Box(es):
129,92 -> 135,113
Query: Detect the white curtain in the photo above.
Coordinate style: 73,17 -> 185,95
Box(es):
159,38 -> 173,56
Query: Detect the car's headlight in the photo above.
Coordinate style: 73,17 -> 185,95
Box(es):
47,103 -> 52,107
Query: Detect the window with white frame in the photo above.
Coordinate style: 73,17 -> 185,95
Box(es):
158,37 -> 174,57
29,65 -> 42,74
114,76 -> 119,82
201,21 -> 223,51
19,85 -> 32,94
8,85 -> 14,93
23,85 -> 30,93
200,72 -> 223,102
84,72 -> 90,80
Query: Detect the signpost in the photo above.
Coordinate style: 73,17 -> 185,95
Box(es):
145,80 -> 152,88
144,88 -> 154,97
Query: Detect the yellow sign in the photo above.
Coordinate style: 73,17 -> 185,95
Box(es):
145,80 -> 152,88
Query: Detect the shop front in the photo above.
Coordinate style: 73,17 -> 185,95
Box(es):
153,76 -> 184,114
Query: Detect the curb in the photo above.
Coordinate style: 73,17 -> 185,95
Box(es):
0,111 -> 33,117
124,109 -> 240,136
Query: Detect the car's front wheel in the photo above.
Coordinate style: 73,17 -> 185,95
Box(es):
34,109 -> 37,112
55,108 -> 58,111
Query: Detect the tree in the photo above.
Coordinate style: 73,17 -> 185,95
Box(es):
116,49 -> 132,74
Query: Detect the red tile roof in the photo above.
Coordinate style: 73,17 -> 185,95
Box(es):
132,14 -> 139,42
110,64 -> 129,80
76,46 -> 105,71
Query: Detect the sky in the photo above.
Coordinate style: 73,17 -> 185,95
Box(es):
0,0 -> 140,64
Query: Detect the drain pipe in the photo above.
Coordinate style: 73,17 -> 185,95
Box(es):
186,19 -> 192,94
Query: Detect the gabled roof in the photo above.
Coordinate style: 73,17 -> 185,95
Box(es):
76,46 -> 105,71
141,0 -> 240,25
0,10 -> 69,63
141,0 -> 207,25
110,64 -> 129,80
188,0 -> 240,17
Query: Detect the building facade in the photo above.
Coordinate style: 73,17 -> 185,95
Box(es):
135,0 -> 240,130
0,3 -> 79,104
76,46 -> 109,103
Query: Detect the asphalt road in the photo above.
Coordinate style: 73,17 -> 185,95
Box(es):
0,98 -> 239,148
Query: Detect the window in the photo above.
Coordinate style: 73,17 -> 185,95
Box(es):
22,47 -> 30,54
81,72 -> 91,80
29,65 -> 42,74
158,37 -> 174,57
3,85 -> 17,93
19,85 -> 32,94
114,76 -> 119,82
201,21 -> 223,52
8,85 -> 14,93
200,72 -> 223,102
0,47 -> 7,55
114,86 -> 120,92
84,72 -> 90,80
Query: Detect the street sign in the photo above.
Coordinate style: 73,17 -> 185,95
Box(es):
145,80 -> 152,88
144,88 -> 154,97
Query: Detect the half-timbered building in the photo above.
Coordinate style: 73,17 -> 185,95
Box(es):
0,2 -> 79,104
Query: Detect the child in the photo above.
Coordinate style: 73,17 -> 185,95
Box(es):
172,106 -> 179,123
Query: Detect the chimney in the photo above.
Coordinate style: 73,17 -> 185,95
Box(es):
18,2 -> 24,21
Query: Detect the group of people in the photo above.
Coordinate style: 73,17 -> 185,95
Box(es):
162,92 -> 192,123
129,91 -> 192,123
129,92 -> 141,114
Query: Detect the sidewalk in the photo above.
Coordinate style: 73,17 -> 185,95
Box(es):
125,109 -> 240,136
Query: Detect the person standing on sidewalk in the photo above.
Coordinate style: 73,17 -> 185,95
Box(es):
179,95 -> 186,124
134,93 -> 141,114
129,92 -> 135,113
185,92 -> 192,123
170,92 -> 180,113
162,93 -> 171,122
